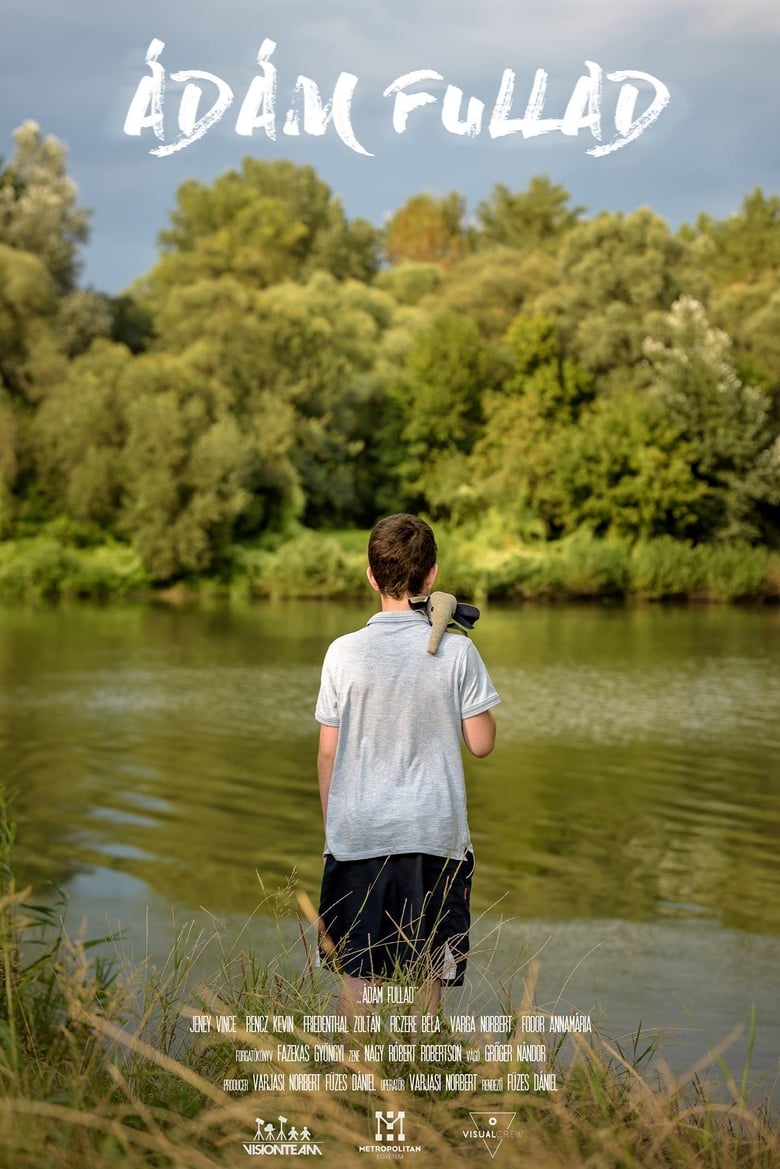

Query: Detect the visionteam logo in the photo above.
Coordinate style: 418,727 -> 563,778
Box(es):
358,1110 -> 422,1158
243,1115 -> 323,1156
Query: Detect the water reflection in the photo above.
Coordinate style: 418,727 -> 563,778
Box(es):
0,601 -> 778,938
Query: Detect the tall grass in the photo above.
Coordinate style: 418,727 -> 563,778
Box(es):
228,532 -> 367,601
0,791 -> 776,1168
0,535 -> 149,600
232,528 -> 780,604
439,527 -> 780,604
1,525 -> 778,603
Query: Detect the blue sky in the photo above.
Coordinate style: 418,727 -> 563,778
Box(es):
2,0 -> 779,293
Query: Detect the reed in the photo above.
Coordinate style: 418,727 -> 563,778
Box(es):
0,790 -> 776,1168
1,526 -> 778,603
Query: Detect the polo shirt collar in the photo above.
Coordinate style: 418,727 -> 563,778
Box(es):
367,610 -> 428,626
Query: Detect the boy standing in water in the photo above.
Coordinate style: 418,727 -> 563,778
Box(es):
315,514 -> 499,1013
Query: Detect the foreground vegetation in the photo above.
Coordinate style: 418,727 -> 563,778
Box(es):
1,798 -> 777,1168
1,525 -> 779,603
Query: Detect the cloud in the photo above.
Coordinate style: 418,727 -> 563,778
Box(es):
3,0 -> 778,292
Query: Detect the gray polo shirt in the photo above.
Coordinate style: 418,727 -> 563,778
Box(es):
315,609 -> 500,861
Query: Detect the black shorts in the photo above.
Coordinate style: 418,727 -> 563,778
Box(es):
317,851 -> 474,987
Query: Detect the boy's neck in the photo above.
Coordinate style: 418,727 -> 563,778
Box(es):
379,593 -> 415,612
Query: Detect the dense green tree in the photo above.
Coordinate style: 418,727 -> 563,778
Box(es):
384,313 -> 497,513
31,338 -> 303,576
502,315 -> 593,420
55,289 -> 113,358
119,364 -> 257,579
475,176 -> 584,251
247,275 -> 392,527
708,277 -> 780,421
147,271 -> 399,529
530,391 -> 707,540
0,125 -> 93,534
383,191 -> 472,268
424,246 -> 560,338
5,134 -> 780,578
0,244 -> 57,399
0,392 -> 17,535
473,300 -> 779,543
645,299 -> 776,540
140,159 -> 380,305
466,315 -> 593,533
644,297 -> 780,542
399,313 -> 492,450
108,293 -> 155,354
31,340 -> 132,527
689,187 -> 780,288
682,191 -> 780,426
374,261 -> 444,306
535,208 -> 706,387
0,122 -> 90,295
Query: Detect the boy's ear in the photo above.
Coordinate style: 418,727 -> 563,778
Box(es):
423,563 -> 439,593
366,565 -> 381,592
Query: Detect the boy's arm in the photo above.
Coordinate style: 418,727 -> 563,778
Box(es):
317,724 -> 339,849
462,710 -> 496,758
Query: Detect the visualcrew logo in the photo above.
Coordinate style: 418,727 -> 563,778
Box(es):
243,1115 -> 323,1156
461,1112 -> 520,1158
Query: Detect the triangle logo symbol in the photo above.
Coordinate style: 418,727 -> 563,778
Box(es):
468,1112 -> 518,1158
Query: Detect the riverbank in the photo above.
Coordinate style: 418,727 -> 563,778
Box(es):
1,803 -> 777,1169
1,526 -> 779,604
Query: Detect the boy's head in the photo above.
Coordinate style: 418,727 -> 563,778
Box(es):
367,514 -> 437,599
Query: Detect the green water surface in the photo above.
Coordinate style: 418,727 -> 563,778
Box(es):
2,600 -> 778,934
3,599 -> 779,1083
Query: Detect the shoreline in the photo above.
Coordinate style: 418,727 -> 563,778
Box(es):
1,528 -> 779,605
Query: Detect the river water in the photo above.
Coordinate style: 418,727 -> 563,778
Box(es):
1,599 -> 778,1097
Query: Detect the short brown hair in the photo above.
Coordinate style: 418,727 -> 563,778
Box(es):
368,514 -> 437,599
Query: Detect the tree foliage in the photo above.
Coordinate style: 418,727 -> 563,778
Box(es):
1,125 -> 778,582
536,208 -> 707,385
644,297 -> 780,541
383,191 -> 472,268
383,313 -> 498,514
138,158 -> 380,310
0,244 -> 57,398
476,175 -> 584,251
0,121 -> 89,295
690,187 -> 780,288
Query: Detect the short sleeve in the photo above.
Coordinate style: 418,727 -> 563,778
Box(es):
459,640 -> 500,719
315,646 -> 341,726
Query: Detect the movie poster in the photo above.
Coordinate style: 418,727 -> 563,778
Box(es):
1,1 -> 778,1166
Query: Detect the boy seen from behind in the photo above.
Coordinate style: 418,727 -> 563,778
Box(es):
315,514 -> 500,1014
